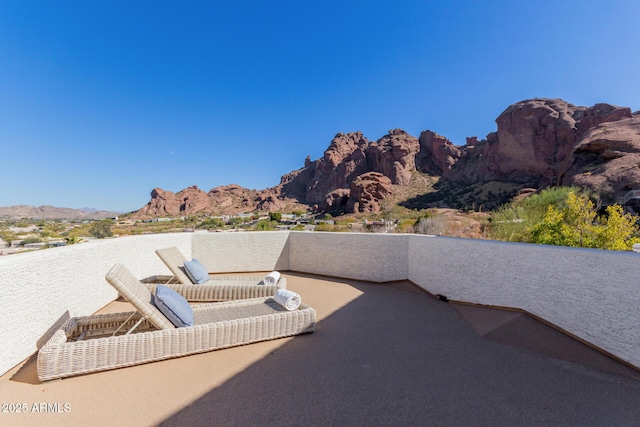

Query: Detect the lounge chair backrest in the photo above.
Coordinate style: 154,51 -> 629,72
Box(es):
155,247 -> 194,285
105,263 -> 176,330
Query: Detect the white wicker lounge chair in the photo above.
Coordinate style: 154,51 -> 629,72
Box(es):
37,263 -> 315,381
153,246 -> 286,301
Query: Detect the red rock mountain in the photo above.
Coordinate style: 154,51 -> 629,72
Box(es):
133,98 -> 640,217
134,184 -> 308,218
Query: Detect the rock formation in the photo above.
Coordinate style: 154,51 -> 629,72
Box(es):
417,130 -> 461,175
304,131 -> 370,203
438,98 -> 637,208
134,184 -> 306,218
346,172 -> 393,213
565,116 -> 640,199
133,97 -> 640,217
367,129 -> 419,185
135,186 -> 211,217
283,129 -> 422,206
320,188 -> 351,213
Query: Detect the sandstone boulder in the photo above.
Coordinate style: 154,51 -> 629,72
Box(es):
321,188 -> 351,213
485,98 -> 584,184
346,172 -> 393,213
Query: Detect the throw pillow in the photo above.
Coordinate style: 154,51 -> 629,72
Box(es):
153,285 -> 195,327
183,258 -> 210,284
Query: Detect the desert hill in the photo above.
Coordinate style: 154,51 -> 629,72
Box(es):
133,98 -> 640,217
0,205 -> 119,220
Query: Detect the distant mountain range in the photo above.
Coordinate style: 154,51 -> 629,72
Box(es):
0,205 -> 120,220
133,98 -> 640,217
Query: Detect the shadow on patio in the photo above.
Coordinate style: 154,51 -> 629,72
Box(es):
159,273 -> 640,426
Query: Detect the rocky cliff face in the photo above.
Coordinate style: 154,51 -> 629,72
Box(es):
565,115 -> 640,199
134,98 -> 640,217
436,98 -> 637,208
281,128 -> 452,207
304,131 -> 371,203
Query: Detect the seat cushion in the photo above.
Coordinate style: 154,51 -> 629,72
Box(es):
153,285 -> 195,327
183,258 -> 210,284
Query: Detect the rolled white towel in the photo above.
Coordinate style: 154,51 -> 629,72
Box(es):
273,288 -> 301,311
264,271 -> 281,286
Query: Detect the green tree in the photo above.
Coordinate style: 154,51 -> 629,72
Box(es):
529,192 -> 639,250
595,204 -> 639,250
89,220 -> 113,239
268,212 -> 282,222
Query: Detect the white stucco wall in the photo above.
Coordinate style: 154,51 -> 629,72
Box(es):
408,234 -> 640,368
0,233 -> 191,377
192,231 -> 290,272
288,232 -> 409,282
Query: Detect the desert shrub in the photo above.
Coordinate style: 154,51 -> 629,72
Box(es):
490,187 -> 579,242
396,218 -> 417,233
416,215 -> 447,235
227,217 -> 243,226
22,237 -> 42,244
89,220 -> 113,239
197,218 -> 224,229
255,220 -> 276,231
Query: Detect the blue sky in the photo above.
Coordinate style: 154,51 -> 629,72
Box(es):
2,1 -> 639,212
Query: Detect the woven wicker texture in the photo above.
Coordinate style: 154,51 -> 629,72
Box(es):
37,265 -> 316,381
154,247 -> 286,301
143,279 -> 285,302
156,247 -> 194,285
105,263 -> 176,330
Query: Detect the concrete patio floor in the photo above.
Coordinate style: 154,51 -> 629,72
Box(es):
1,272 -> 639,426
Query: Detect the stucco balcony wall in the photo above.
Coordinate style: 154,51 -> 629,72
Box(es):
192,231 -> 290,272
408,234 -> 640,369
0,233 -> 191,378
288,231 -> 409,282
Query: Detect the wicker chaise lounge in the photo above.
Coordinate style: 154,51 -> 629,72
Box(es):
153,246 -> 286,301
37,264 -> 316,381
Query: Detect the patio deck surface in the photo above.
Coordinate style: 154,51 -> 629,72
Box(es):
1,272 -> 639,426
